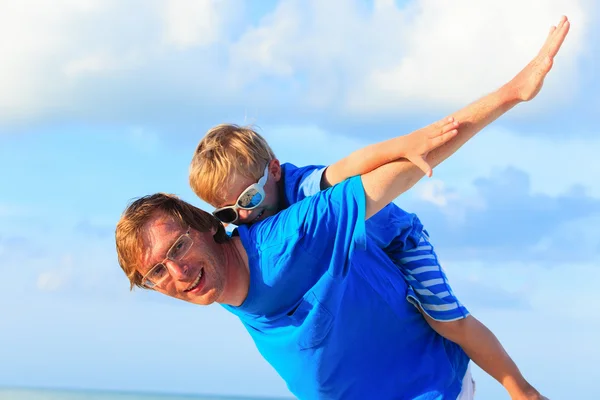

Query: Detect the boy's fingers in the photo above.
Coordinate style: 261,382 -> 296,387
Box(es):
432,129 -> 458,146
435,116 -> 455,130
438,120 -> 459,135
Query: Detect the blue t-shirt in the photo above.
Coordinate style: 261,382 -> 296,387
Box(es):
281,162 -> 424,255
279,163 -> 470,322
224,176 -> 469,399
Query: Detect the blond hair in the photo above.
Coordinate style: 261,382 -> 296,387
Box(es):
189,124 -> 276,206
115,193 -> 229,290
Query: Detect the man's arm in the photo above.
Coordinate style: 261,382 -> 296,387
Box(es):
426,314 -> 548,400
362,16 -> 569,219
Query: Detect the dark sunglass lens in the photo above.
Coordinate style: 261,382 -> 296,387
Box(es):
214,208 -> 237,223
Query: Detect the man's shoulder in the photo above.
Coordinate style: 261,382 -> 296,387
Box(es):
251,176 -> 365,247
240,206 -> 306,249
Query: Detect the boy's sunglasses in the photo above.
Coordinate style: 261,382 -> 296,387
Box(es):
212,164 -> 270,224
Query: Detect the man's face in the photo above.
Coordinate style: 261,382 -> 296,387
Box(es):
138,213 -> 226,305
215,160 -> 281,226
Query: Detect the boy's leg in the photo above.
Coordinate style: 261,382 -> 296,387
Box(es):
393,230 -> 469,322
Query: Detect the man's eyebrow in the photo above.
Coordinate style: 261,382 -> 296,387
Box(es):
141,240 -> 169,274
147,229 -> 184,266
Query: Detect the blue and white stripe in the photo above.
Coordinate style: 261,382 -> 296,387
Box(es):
396,231 -> 469,321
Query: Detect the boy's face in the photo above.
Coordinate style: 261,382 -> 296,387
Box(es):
215,159 -> 282,226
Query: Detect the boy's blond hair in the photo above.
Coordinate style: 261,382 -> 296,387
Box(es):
189,124 -> 276,206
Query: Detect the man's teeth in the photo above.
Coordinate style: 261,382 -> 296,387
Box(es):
186,270 -> 203,292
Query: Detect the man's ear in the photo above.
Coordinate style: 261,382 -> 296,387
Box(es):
269,158 -> 282,182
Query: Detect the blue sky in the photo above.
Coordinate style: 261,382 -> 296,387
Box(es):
1,0 -> 599,399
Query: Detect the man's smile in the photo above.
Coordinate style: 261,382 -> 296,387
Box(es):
184,268 -> 204,293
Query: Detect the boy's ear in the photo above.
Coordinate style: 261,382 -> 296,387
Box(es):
269,159 -> 282,182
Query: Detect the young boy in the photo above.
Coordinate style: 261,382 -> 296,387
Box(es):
188,16 -> 569,399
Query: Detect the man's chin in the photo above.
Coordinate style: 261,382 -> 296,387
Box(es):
190,289 -> 221,306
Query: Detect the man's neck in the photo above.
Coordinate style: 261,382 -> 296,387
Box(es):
219,236 -> 250,307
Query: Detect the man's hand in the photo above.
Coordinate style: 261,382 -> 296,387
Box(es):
506,379 -> 549,400
398,117 -> 459,177
508,15 -> 570,102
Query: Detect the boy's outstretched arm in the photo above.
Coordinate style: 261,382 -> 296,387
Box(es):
324,16 -> 569,194
361,16 -> 569,219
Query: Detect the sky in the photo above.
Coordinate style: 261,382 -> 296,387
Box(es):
1,0 -> 599,399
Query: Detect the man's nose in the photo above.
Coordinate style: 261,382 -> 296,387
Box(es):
164,259 -> 188,280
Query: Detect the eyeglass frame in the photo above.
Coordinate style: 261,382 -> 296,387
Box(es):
140,227 -> 193,289
212,163 -> 270,224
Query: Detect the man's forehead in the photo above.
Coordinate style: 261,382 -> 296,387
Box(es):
139,214 -> 184,270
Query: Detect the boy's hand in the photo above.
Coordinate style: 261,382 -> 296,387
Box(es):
399,117 -> 459,177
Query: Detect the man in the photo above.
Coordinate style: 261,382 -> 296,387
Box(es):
115,16 -> 569,399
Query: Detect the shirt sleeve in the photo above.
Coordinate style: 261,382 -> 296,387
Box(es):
282,163 -> 327,206
296,167 -> 326,199
365,205 -> 424,253
283,164 -> 423,256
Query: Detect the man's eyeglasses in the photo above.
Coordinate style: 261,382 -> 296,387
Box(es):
141,228 -> 193,289
212,164 -> 269,224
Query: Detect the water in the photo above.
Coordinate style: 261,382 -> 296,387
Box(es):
0,388 -> 288,400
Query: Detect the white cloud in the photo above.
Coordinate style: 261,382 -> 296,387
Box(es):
37,270 -> 69,292
0,0 -> 591,125
127,126 -> 161,154
0,203 -> 30,218
35,254 -> 74,292
442,258 -> 600,319
228,0 -> 590,114
162,0 -> 223,49
401,165 -> 600,267
0,0 -> 229,122
263,123 -> 366,167
0,0 -> 101,117
228,0 -> 365,82
417,179 -> 457,207
64,51 -> 141,78
348,0 -> 590,113
429,125 -> 600,198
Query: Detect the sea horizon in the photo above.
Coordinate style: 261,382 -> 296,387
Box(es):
0,386 -> 294,400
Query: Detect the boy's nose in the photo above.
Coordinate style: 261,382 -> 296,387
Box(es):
237,209 -> 254,221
